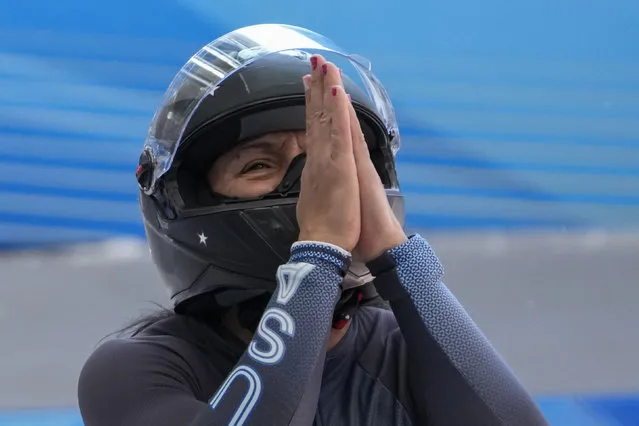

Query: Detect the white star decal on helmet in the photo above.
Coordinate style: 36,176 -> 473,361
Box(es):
197,232 -> 208,246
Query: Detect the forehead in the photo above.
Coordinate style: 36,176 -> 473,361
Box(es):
232,131 -> 304,154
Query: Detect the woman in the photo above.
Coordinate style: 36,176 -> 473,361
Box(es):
78,24 -> 548,425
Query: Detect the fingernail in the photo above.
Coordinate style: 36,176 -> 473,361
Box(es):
302,75 -> 311,91
310,56 -> 318,70
347,94 -> 351,102
332,86 -> 338,96
322,64 -> 327,75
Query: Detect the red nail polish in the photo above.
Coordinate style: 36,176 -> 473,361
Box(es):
322,64 -> 327,75
332,86 -> 337,96
310,56 -> 318,70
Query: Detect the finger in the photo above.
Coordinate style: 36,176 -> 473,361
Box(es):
303,74 -> 312,108
305,55 -> 326,139
321,61 -> 343,95
325,82 -> 353,155
321,62 -> 344,117
301,74 -> 312,150
322,62 -> 350,153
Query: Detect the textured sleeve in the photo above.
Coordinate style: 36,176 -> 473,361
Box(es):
195,241 -> 349,426
78,242 -> 348,426
366,234 -> 548,426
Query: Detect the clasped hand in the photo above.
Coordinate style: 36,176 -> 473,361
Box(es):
296,55 -> 407,261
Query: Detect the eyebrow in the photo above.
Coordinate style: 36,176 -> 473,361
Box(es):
235,139 -> 281,154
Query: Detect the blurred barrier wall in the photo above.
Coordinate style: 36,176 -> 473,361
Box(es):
1,0 -> 638,248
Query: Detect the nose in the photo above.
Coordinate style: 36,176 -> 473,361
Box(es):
292,131 -> 306,156
282,132 -> 306,169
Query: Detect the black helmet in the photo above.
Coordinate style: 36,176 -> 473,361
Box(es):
137,24 -> 405,312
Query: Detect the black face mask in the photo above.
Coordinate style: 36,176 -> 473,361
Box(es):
236,283 -> 381,334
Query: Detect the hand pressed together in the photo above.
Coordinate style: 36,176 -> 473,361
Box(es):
296,55 -> 407,257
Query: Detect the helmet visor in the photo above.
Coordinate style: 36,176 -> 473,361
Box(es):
143,23 -> 400,192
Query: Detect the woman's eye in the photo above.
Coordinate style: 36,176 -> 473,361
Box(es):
241,162 -> 270,174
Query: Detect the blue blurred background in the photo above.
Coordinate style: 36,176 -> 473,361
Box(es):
1,0 -> 638,424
